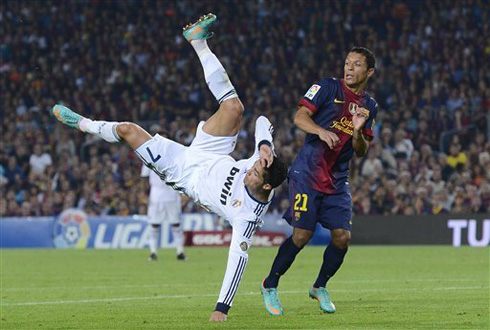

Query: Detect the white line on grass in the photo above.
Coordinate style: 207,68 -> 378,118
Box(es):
2,277 -> 486,292
2,286 -> 487,307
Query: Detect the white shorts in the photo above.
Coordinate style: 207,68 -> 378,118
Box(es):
135,122 -> 238,194
147,201 -> 181,225
189,121 -> 238,155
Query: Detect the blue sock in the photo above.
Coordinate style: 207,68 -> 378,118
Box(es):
264,236 -> 303,288
313,244 -> 348,288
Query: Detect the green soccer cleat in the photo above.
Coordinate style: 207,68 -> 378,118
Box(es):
182,13 -> 216,42
52,104 -> 83,129
260,280 -> 284,316
309,287 -> 336,313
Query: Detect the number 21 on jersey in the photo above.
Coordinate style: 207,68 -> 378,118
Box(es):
293,193 -> 308,212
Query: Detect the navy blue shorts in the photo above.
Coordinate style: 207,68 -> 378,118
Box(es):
283,178 -> 352,231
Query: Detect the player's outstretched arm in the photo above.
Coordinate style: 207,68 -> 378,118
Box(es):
211,220 -> 255,321
253,116 -> 275,167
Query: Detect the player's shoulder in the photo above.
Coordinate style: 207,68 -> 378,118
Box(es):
303,77 -> 340,102
363,91 -> 379,110
315,77 -> 341,89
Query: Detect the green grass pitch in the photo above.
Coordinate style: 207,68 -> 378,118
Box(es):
1,246 -> 488,329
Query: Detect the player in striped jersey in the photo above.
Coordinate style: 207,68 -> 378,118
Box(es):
51,13 -> 287,322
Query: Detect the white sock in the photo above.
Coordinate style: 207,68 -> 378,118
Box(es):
171,224 -> 184,255
149,226 -> 159,254
191,39 -> 237,103
79,119 -> 121,143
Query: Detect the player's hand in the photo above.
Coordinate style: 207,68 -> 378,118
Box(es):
259,144 -> 273,168
352,107 -> 369,131
209,311 -> 228,322
318,129 -> 340,149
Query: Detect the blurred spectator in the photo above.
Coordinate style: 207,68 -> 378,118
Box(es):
1,0 -> 488,217
29,144 -> 53,175
447,143 -> 468,170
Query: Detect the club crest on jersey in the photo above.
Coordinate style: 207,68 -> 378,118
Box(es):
348,102 -> 358,115
232,199 -> 242,208
294,212 -> 301,221
305,84 -> 321,100
240,241 -> 249,251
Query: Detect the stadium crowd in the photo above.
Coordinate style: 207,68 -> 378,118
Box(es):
1,0 -> 489,217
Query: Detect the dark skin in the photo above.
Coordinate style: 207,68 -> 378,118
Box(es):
291,51 -> 375,250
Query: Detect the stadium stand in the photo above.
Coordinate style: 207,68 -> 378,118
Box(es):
1,0 -> 489,217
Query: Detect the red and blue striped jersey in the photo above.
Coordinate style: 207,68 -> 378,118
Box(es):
289,77 -> 378,194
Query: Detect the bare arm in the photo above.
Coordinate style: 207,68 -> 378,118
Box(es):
352,128 -> 370,157
352,107 -> 371,157
294,106 -> 340,149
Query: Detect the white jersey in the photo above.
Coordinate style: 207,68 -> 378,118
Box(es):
141,165 -> 181,204
188,155 -> 272,224
135,116 -> 275,225
135,115 -> 277,312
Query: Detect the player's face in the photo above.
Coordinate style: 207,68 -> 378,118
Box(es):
343,52 -> 374,88
244,160 -> 266,189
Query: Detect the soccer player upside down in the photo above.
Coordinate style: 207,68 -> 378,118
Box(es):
52,14 -> 287,322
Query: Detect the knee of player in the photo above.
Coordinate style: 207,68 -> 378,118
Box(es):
292,232 -> 312,248
116,122 -> 137,138
225,98 -> 244,117
331,231 -> 351,249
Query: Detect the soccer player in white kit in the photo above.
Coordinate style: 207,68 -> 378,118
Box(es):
52,14 -> 287,322
141,164 -> 186,261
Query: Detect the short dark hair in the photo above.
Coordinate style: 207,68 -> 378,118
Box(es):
263,156 -> 288,189
349,47 -> 376,69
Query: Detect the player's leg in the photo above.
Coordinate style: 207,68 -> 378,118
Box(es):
313,228 -> 351,288
53,104 -> 187,188
261,180 -> 317,315
309,193 -> 353,313
260,226 -> 313,316
211,220 -> 257,321
263,227 -> 313,288
148,224 -> 160,261
147,202 -> 162,261
52,104 -> 151,150
167,201 -> 185,260
171,223 -> 186,260
184,14 -> 244,137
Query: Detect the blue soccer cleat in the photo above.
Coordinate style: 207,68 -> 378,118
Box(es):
52,104 -> 83,129
182,13 -> 216,42
309,286 -> 336,313
260,280 -> 284,316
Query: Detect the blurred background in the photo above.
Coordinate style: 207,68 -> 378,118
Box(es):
1,0 -> 489,218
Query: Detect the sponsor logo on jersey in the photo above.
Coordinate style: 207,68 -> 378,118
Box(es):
334,98 -> 345,104
220,167 -> 240,205
232,199 -> 242,208
53,209 -> 91,249
304,84 -> 321,100
240,241 -> 249,251
330,116 -> 354,136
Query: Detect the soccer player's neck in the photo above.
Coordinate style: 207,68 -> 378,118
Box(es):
344,79 -> 368,95
246,185 -> 270,203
